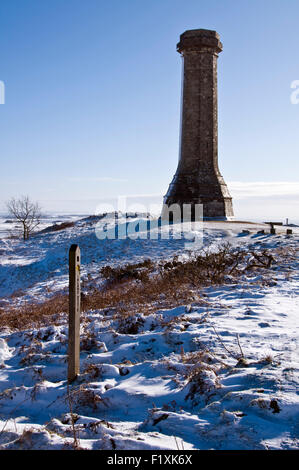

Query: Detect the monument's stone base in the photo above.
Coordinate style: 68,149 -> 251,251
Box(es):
163,171 -> 234,220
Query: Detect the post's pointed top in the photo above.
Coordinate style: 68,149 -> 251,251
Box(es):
69,244 -> 80,253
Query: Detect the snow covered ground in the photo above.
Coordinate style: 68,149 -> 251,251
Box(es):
0,215 -> 298,450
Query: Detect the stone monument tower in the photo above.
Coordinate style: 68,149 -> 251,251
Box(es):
164,29 -> 233,220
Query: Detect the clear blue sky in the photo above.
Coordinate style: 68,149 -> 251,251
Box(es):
0,0 -> 298,220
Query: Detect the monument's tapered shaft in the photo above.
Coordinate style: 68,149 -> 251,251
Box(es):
164,29 -> 233,219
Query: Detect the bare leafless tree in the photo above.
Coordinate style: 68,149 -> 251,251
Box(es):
6,196 -> 42,240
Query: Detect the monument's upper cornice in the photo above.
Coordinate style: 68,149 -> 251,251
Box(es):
177,29 -> 223,54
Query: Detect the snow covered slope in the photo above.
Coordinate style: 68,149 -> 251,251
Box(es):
0,217 -> 298,449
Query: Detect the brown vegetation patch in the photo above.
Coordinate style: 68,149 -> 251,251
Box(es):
40,221 -> 75,233
0,294 -> 68,330
0,243 -> 285,331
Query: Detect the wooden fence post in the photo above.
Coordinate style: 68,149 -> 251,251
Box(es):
68,244 -> 81,383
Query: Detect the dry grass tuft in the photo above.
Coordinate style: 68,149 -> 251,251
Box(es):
83,363 -> 103,380
72,385 -> 106,412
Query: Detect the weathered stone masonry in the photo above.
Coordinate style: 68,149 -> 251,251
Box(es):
164,29 -> 234,220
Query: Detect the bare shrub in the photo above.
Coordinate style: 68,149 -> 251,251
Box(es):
246,250 -> 274,270
6,195 -> 42,240
159,243 -> 246,286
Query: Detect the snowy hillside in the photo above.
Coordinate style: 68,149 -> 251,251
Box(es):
0,216 -> 298,450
